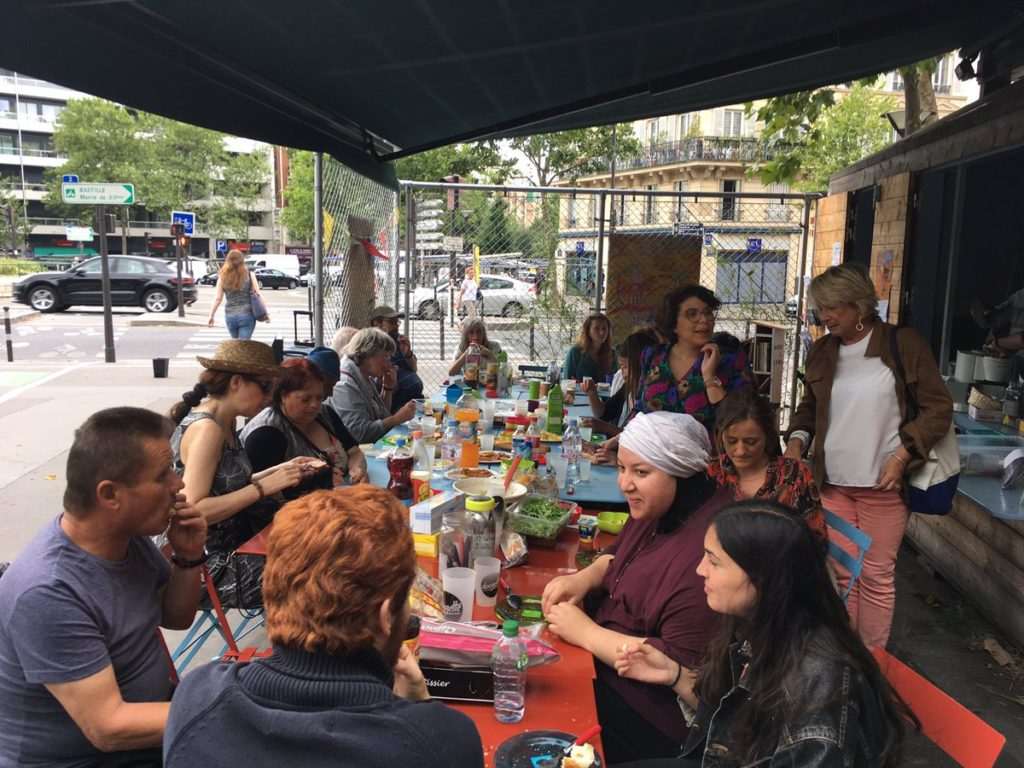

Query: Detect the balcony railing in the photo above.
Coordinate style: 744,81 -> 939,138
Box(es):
606,136 -> 791,173
0,146 -> 58,157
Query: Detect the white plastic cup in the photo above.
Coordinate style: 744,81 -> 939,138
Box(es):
579,426 -> 593,442
442,567 -> 476,622
579,458 -> 592,482
480,433 -> 496,452
514,399 -> 529,417
481,401 -> 496,430
548,455 -> 568,489
473,557 -> 502,607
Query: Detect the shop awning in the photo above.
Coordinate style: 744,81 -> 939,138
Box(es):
32,247 -> 98,257
4,1 -> 1020,186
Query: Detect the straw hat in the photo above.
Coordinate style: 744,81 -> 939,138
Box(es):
197,340 -> 281,377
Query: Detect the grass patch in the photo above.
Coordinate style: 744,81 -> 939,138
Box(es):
0,258 -> 40,276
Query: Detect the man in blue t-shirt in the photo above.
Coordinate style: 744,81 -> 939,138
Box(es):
0,407 -> 208,767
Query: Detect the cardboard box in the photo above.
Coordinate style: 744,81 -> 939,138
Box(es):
410,490 -> 463,535
413,532 -> 439,558
969,405 -> 1003,423
419,662 -> 494,703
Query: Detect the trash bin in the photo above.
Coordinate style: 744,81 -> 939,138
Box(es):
153,358 -> 169,378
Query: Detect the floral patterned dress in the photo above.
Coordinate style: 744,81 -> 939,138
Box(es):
708,455 -> 828,546
634,343 -> 750,432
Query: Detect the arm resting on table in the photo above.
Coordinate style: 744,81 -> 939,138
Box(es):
46,667 -> 168,753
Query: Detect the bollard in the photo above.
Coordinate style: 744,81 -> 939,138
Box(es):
439,312 -> 445,360
152,358 -> 169,378
3,306 -> 12,363
529,317 -> 535,361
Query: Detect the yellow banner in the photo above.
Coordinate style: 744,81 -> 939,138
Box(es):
473,244 -> 481,279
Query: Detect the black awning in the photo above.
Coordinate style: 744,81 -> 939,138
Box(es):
4,0 -> 1019,185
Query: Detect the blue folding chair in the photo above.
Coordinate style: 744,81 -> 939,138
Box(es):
825,510 -> 872,604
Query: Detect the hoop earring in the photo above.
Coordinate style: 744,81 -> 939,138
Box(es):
856,319 -> 865,332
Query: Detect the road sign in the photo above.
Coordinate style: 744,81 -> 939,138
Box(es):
65,225 -> 93,241
703,233 -> 713,246
416,219 -> 442,232
216,239 -> 228,253
62,174 -> 79,184
575,241 -> 586,255
442,236 -> 464,252
172,210 -> 196,236
61,182 -> 135,205
674,222 -> 704,237
747,237 -> 763,253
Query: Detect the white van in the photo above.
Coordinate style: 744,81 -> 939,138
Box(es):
245,254 -> 301,279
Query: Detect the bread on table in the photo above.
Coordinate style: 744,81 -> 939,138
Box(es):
562,743 -> 595,768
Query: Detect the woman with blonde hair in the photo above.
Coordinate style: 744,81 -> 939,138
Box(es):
564,312 -> 615,382
785,264 -> 952,648
207,249 -> 267,339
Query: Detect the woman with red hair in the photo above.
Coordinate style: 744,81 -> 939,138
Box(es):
242,358 -> 367,495
164,486 -> 484,768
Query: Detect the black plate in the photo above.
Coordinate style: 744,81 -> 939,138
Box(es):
494,730 -> 602,768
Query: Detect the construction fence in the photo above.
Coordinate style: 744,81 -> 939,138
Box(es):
321,168 -> 816,426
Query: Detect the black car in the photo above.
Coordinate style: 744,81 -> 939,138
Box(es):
198,272 -> 218,286
254,268 -> 299,290
13,255 -> 198,313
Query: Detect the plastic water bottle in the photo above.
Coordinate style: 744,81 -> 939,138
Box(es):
440,418 -> 462,469
491,619 -> 527,723
563,418 -> 582,492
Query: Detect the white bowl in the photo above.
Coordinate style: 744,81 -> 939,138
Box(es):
453,478 -> 529,506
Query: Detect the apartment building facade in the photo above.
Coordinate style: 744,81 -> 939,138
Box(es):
0,69 -> 281,261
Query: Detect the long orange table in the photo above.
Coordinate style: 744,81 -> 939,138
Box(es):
236,526 -> 606,765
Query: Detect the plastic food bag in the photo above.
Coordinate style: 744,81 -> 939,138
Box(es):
419,617 -> 560,669
409,566 -> 444,619
1002,448 -> 1024,490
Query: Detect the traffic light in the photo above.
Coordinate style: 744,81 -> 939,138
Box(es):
170,223 -> 184,237
176,235 -> 190,249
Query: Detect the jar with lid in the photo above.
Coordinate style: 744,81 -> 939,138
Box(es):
464,495 -> 496,568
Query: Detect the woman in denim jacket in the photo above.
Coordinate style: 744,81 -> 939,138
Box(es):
613,500 -> 915,767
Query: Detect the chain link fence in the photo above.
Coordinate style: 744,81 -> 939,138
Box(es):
321,175 -> 815,427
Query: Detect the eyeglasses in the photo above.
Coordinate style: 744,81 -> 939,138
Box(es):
244,376 -> 274,394
682,307 -> 717,322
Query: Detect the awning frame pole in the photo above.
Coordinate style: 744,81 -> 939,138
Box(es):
313,152 -> 324,346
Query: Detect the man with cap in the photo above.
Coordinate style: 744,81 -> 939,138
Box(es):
369,305 -> 423,414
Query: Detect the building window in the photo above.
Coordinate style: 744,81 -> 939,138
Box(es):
647,119 -> 659,148
891,71 -> 904,91
715,250 -> 788,304
568,193 -> 578,227
644,185 -> 655,225
674,181 -> 688,221
723,109 -> 743,137
932,56 -> 951,93
765,182 -> 790,222
0,133 -> 15,153
721,179 -> 738,221
678,114 -> 692,138
616,193 -> 625,225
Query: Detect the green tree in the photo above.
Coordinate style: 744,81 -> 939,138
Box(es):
1,184 -> 31,254
137,115 -> 225,216
511,125 -> 642,187
206,148 -> 270,240
281,149 -> 314,244
395,141 -> 515,184
747,59 -> 940,187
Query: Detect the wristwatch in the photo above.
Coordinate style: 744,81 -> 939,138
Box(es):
170,548 -> 209,569
706,376 -> 724,389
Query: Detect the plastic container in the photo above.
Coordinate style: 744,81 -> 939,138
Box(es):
546,381 -> 564,436
563,419 -> 582,490
440,419 -> 462,470
506,494 -> 574,542
465,343 -> 482,387
465,495 -> 496,568
491,619 -> 527,723
387,438 -> 414,501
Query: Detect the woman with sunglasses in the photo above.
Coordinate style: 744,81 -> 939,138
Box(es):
635,285 -> 750,433
170,340 -> 320,609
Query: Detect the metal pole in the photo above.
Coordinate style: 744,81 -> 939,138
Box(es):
121,206 -> 128,254
313,152 -> 324,345
175,233 -> 185,318
787,198 -> 813,420
449,250 -> 456,328
594,191 -> 607,314
439,312 -> 445,360
403,187 -> 415,339
97,206 -> 116,363
529,317 -> 536,360
938,166 -> 966,375
3,306 -> 12,362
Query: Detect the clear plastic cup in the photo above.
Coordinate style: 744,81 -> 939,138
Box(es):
548,455 -> 568,489
579,458 -> 592,482
481,400 -> 496,431
480,433 -> 496,452
579,426 -> 593,442
473,557 -> 501,607
442,567 -> 475,622
514,399 -> 528,417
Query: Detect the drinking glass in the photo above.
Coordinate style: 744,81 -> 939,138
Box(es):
442,567 -> 475,621
480,433 -> 496,452
579,458 -> 592,482
473,557 -> 501,607
579,426 -> 593,442
548,455 -> 568,489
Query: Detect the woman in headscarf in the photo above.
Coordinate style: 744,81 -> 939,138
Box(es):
541,412 -> 733,764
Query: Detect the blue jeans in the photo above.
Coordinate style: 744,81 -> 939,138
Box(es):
226,313 -> 256,339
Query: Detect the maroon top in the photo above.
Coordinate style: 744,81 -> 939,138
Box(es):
590,486 -> 731,743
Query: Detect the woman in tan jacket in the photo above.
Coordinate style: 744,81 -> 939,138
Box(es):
785,265 -> 952,648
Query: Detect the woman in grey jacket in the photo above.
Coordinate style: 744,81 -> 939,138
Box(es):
330,328 -> 416,443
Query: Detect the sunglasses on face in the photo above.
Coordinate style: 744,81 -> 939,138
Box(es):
682,307 -> 717,322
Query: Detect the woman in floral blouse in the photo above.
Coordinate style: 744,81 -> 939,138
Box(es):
633,285 -> 750,433
707,390 -> 827,546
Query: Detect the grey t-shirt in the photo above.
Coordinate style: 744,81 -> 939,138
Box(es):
0,517 -> 172,767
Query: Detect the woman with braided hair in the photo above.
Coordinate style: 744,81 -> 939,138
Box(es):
169,340 -> 319,609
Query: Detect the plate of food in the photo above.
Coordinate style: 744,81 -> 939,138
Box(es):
445,467 -> 497,480
478,450 -> 513,464
540,431 -> 563,443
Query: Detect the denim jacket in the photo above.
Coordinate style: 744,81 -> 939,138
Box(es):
680,633 -> 887,767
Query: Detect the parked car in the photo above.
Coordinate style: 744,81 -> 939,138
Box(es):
254,268 -> 299,290
198,272 -> 218,286
411,273 -> 536,319
12,255 -> 197,313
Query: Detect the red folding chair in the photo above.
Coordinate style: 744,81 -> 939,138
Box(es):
873,648 -> 1006,768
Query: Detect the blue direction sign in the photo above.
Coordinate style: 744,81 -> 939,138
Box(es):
216,239 -> 228,253
171,210 -> 196,236
575,240 -> 586,255
747,237 -> 763,253
62,174 -> 79,184
703,233 -> 713,246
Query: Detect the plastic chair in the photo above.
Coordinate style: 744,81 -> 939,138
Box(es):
873,648 -> 1006,768
169,565 -> 242,672
824,510 -> 872,603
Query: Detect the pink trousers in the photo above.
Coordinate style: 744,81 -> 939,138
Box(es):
821,485 -> 909,649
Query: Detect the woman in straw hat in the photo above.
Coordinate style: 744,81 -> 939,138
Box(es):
170,340 -> 320,608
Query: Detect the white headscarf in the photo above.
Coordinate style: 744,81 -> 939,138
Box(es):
619,411 -> 710,478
